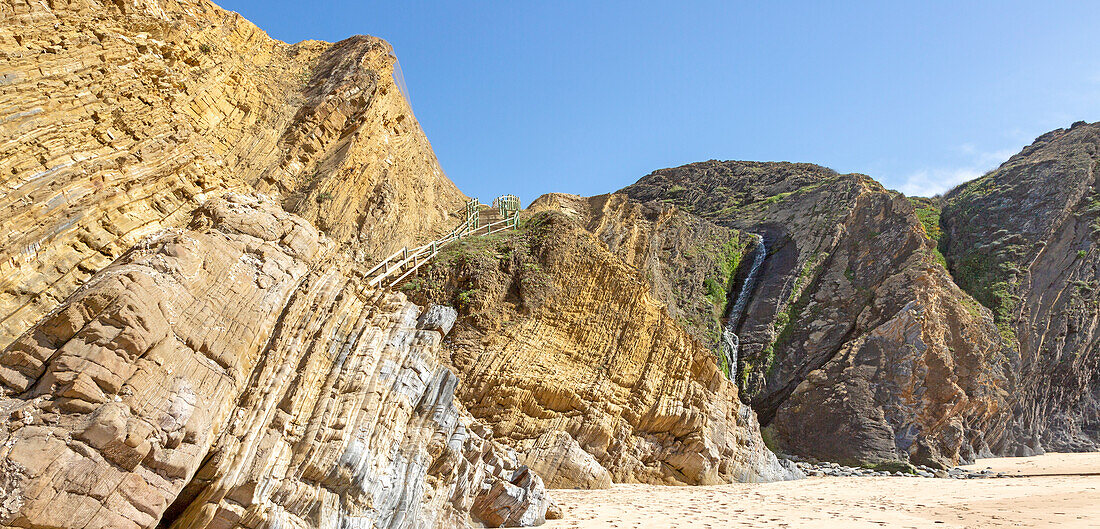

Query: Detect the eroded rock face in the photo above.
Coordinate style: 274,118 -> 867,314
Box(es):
405,212 -> 801,485
528,193 -> 754,357
620,161 -> 1017,468
941,121 -> 1100,454
0,196 -> 546,529
520,429 -> 613,490
0,0 -> 464,352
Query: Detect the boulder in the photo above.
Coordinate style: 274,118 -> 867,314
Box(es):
419,304 -> 459,336
521,429 -> 614,489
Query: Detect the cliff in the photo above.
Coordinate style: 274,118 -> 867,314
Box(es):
617,161 -> 1017,468
0,0 -> 464,352
4,0 -> 1100,525
0,195 -> 547,529
0,2 -> 545,528
402,211 -> 799,486
941,120 -> 1100,454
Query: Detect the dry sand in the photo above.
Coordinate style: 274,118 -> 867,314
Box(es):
543,453 -> 1100,528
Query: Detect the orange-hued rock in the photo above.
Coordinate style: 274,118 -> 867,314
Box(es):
404,212 -> 801,487
528,192 -> 752,354
0,0 -> 464,351
0,195 -> 546,529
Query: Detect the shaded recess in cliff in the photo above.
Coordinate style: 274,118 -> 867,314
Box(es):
616,160 -> 1017,468
941,120 -> 1100,454
402,210 -> 800,486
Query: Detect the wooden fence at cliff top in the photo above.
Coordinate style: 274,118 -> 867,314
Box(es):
364,195 -> 521,289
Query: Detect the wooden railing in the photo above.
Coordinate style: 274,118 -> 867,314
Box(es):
364,196 -> 520,289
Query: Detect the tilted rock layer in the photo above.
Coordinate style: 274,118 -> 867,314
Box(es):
0,0 -> 464,351
0,196 -> 547,529
0,2 -> 556,527
403,212 -> 800,486
618,162 -> 1017,468
941,120 -> 1100,454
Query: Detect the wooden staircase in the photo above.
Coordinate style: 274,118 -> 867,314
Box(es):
364,195 -> 521,289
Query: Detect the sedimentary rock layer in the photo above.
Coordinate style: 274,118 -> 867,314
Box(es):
528,192 -> 753,355
0,195 -> 547,529
620,161 -> 1017,468
941,120 -> 1100,454
404,211 -> 800,486
0,0 -> 463,351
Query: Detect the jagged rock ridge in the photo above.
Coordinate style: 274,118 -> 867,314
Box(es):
941,120 -> 1100,454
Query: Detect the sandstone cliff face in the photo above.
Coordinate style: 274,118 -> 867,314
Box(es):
0,2 -> 548,527
620,161 -> 1017,468
941,120 -> 1100,454
0,195 -> 547,529
0,0 -> 463,351
527,193 -> 754,362
403,212 -> 800,487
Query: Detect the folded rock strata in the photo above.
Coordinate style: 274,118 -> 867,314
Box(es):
528,192 -> 753,355
0,196 -> 547,529
941,120 -> 1100,454
620,161 -> 1017,468
0,0 -> 463,351
404,212 -> 801,487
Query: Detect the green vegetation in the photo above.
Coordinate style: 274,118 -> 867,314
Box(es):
1078,249 -> 1088,259
763,191 -> 794,205
1085,197 -> 1100,215
950,247 -> 1023,345
456,288 -> 478,308
701,235 -> 748,313
403,211 -> 559,316
199,43 -> 213,54
908,197 -> 950,268
400,278 -> 423,292
864,461 -> 917,474
703,277 -> 725,308
716,350 -> 732,380
910,198 -> 943,242
315,191 -> 333,202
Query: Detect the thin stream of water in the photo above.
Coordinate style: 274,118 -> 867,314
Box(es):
721,234 -> 765,380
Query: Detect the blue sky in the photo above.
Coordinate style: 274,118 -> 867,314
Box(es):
219,1 -> 1100,201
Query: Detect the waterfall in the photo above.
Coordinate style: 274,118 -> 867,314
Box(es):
721,234 -> 766,381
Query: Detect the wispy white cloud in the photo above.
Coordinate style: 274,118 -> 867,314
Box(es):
898,147 -> 1016,197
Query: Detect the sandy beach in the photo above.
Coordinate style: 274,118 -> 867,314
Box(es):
544,453 -> 1100,528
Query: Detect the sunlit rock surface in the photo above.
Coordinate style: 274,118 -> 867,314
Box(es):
0,195 -> 547,529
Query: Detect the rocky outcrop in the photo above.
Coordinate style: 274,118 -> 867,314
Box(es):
619,161 -> 1017,468
528,193 -> 755,360
941,120 -> 1100,454
0,195 -> 547,529
0,0 -> 463,352
404,211 -> 801,486
519,430 -> 614,490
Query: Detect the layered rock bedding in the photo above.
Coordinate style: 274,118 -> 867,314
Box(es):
3,1 -> 1100,528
